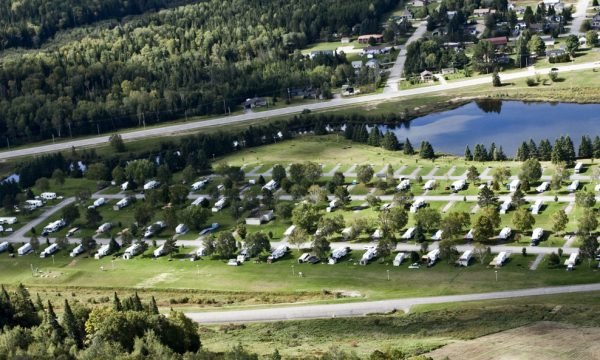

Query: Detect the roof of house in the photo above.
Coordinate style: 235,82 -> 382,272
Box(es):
420,70 -> 433,76
484,36 -> 508,46
357,34 -> 383,40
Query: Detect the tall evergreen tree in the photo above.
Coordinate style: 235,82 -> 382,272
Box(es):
149,296 -> 160,315
44,301 -> 65,344
578,135 -> 593,158
62,299 -> 84,348
113,292 -> 123,311
419,141 -> 435,159
381,131 -> 399,150
593,136 -> 600,158
561,136 -> 576,165
464,145 -> 473,161
403,138 -> 414,155
527,139 -> 538,159
367,127 -> 381,146
515,142 -> 529,161
538,139 -> 553,161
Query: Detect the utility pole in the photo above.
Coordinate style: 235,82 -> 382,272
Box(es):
6,137 -> 9,149
68,122 -> 72,138
97,123 -> 100,135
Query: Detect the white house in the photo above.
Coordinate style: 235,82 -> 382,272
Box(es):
422,249 -> 440,267
268,245 -> 288,263
123,243 -> 143,260
530,199 -> 544,215
450,179 -> 466,192
431,230 -> 443,241
498,227 -> 512,240
18,243 -> 32,256
359,247 -> 377,265
531,227 -> 544,245
423,179 -> 436,190
245,209 -> 275,225
393,252 -> 406,266
70,244 -> 85,257
212,197 -> 228,213
40,192 -> 57,200
509,179 -> 520,192
499,199 -> 512,214
410,198 -> 426,213
94,244 -> 110,259
457,249 -> 473,267
401,227 -> 416,240
490,251 -> 509,267
567,180 -> 579,192
262,179 -> 278,192
396,179 -> 411,191
328,247 -> 350,264
0,217 -> 17,225
536,181 -> 549,193
40,243 -> 59,258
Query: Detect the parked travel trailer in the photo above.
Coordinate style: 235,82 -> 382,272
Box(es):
530,199 -> 544,215
43,219 -> 66,235
40,243 -> 59,258
359,247 -> 377,265
268,245 -> 288,262
199,223 -> 219,236
457,249 -> 473,267
536,181 -> 550,193
574,162 -> 583,174
120,181 -> 129,191
393,252 -> 406,266
564,252 -> 579,271
490,251 -> 509,267
297,253 -> 319,264
70,244 -> 85,257
245,210 -> 275,225
115,197 -> 130,209
431,230 -> 443,241
401,227 -> 416,240
175,223 -> 189,234
191,179 -> 208,191
328,247 -> 350,264
153,244 -> 166,257
423,179 -> 436,190
40,192 -> 57,200
143,180 -> 160,190
498,227 -> 512,240
567,180 -> 579,192
531,227 -> 544,246
0,217 -> 17,225
211,197 -> 227,212
508,179 -> 520,192
465,229 -> 473,240
262,179 -> 278,192
410,198 -> 426,213
94,244 -> 110,259
341,227 -> 353,239
89,197 -> 106,209
422,249 -> 440,267
396,179 -> 411,191
371,229 -> 383,240
499,199 -> 512,214
18,243 -> 32,256
25,199 -> 43,209
328,199 -> 340,210
191,196 -> 207,206
144,221 -> 166,238
96,222 -> 112,233
123,243 -> 143,260
0,241 -> 9,253
450,179 -> 466,192
284,225 -> 296,237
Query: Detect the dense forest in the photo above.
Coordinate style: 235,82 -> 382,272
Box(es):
0,0 -> 397,148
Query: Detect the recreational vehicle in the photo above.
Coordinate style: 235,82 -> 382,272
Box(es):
341,227 -> 353,239
564,252 -> 579,271
268,245 -> 288,263
191,179 -> 209,191
431,230 -> 443,241
359,247 -> 377,265
423,179 -> 436,190
498,227 -> 512,240
120,181 -> 129,191
191,196 -> 207,206
211,197 -> 228,212
96,222 -> 112,233
25,199 -> 43,209
0,241 -> 9,253
199,223 -> 219,236
123,243 -> 143,259
536,181 -> 549,193
284,225 -> 296,237
371,229 -> 383,240
40,243 -> 59,258
393,252 -> 406,266
465,229 -> 474,240
490,251 -> 509,267
567,180 -> 579,192
328,247 -> 350,264
115,197 -> 130,209
499,199 -> 512,214
396,179 -> 411,191
422,249 -> 440,267
18,243 -> 32,256
508,179 -> 520,192
95,244 -> 111,259
89,197 -> 106,209
450,179 -> 466,192
262,179 -> 279,192
143,180 -> 160,190
0,217 -> 17,225
227,259 -> 241,266
410,198 -> 426,213
144,221 -> 166,238
531,227 -> 544,246
40,192 -> 57,200
595,184 -> 600,192
298,253 -> 319,264
457,249 -> 473,267
401,227 -> 416,240
530,199 -> 544,215
43,219 -> 66,235
574,162 -> 583,174
245,210 -> 275,225
175,224 -> 189,234
70,244 -> 85,257
153,244 -> 166,257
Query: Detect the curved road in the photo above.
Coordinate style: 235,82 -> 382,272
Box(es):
185,283 -> 600,323
1,61 -> 598,161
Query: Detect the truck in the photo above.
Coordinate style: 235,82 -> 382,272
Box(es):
123,243 -> 143,260
40,243 -> 59,258
328,247 -> 350,264
70,244 -> 85,257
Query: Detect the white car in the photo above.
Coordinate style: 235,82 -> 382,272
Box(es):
408,262 -> 421,269
227,259 -> 240,266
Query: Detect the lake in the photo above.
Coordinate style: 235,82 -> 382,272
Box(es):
378,100 -> 600,156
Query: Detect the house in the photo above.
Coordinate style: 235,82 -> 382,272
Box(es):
95,244 -> 110,259
365,59 -> 381,69
123,243 -> 143,260
359,247 -> 377,265
483,36 -> 508,48
262,179 -> 278,192
393,252 -> 406,266
243,97 -> 268,108
536,181 -> 549,193
567,180 -> 579,192
18,243 -> 32,256
410,198 -> 426,213
490,251 -> 509,267
450,179 -> 466,192
457,250 -> 473,266
422,249 -> 440,267
245,209 -> 275,225
530,199 -> 544,215
40,244 -> 59,258
420,70 -> 433,81
268,245 -> 288,263
0,217 -> 17,225
211,197 -> 228,212
329,247 -> 350,264
357,34 -> 384,44
41,192 -> 57,200
546,49 -> 566,58
531,227 -> 544,245
498,227 -> 512,240
401,9 -> 413,20
509,179 -> 520,192
402,227 -> 416,239
423,179 -> 436,190
431,230 -> 443,241
143,180 -> 160,190
564,252 -> 578,271
70,244 -> 85,257
308,50 -> 335,60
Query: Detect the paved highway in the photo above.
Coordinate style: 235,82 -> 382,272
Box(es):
0,61 -> 598,161
185,283 -> 600,323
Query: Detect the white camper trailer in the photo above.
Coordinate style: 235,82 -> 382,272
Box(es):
94,244 -> 111,259
262,179 -> 279,192
90,197 -> 106,209
423,179 -> 436,190
371,229 -> 383,240
341,227 -> 353,240
567,180 -> 579,192
0,217 -> 17,225
191,196 -> 207,206
268,245 -> 288,262
18,243 -> 32,256
499,199 -> 512,214
396,179 -> 411,191
40,192 -> 57,200
96,222 -> 112,233
211,197 -> 227,212
410,198 -> 426,213
153,244 -> 166,257
465,229 -> 474,240
284,225 -> 296,237
490,251 -> 509,267
43,219 -> 66,235
508,179 -> 520,192
564,252 -> 578,271
70,244 -> 85,257
40,243 -> 59,258
25,199 -> 43,209
498,227 -> 512,240
123,243 -> 143,260
536,181 -> 549,193
120,181 -> 129,191
328,247 -> 350,264
422,249 -> 440,267
359,247 -> 377,265
457,249 -> 473,267
431,230 -> 443,241
0,241 -> 9,253
393,252 -> 406,266
115,197 -> 130,209
574,162 -> 583,174
401,227 -> 416,240
530,199 -> 544,215
450,179 -> 466,192
191,180 -> 208,191
143,180 -> 160,190
531,227 -> 544,246
175,224 -> 189,234
144,221 -> 166,238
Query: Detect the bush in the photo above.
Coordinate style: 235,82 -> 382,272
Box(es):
526,77 -> 537,86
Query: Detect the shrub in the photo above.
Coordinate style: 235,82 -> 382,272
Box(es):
526,77 -> 537,86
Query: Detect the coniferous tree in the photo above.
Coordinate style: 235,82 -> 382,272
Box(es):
44,301 -> 65,344
133,292 -> 144,311
367,127 -> 381,146
149,296 -> 160,315
578,135 -> 593,158
593,136 -> 600,158
381,131 -> 399,150
403,138 -> 415,155
464,145 -> 473,161
538,139 -> 553,161
62,299 -> 84,348
515,142 -> 529,161
527,139 -> 538,159
419,141 -> 435,159
488,143 -> 497,161
113,292 -> 123,311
